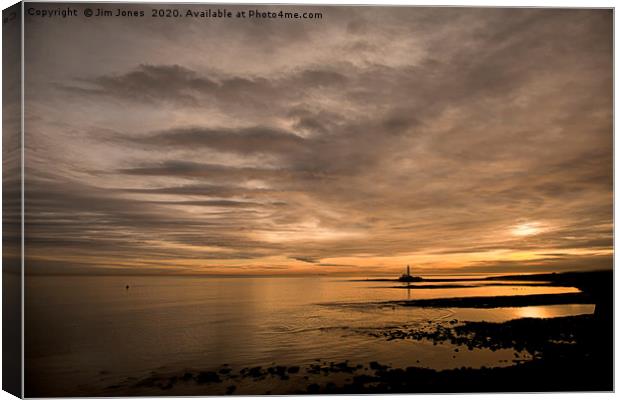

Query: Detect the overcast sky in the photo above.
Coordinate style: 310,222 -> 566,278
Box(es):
21,5 -> 612,276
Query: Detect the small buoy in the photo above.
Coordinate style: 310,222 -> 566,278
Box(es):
126,285 -> 130,290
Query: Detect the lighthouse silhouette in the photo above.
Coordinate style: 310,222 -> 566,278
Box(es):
398,264 -> 421,282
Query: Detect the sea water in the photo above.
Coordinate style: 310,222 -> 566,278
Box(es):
25,275 -> 592,395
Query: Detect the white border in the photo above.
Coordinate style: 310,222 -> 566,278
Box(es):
0,1 -> 616,400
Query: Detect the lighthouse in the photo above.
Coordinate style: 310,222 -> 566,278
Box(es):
398,264 -> 422,282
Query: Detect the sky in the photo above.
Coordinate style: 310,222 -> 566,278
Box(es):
20,5 -> 612,276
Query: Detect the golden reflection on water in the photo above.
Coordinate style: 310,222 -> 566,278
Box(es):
446,304 -> 596,323
513,304 -> 596,319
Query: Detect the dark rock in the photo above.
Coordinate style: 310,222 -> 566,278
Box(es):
195,371 -> 221,384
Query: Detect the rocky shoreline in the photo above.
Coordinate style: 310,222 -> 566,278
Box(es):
95,311 -> 610,395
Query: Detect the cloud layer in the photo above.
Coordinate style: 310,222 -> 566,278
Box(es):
23,6 -> 612,275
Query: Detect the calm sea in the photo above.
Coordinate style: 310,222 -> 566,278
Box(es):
25,275 -> 592,395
